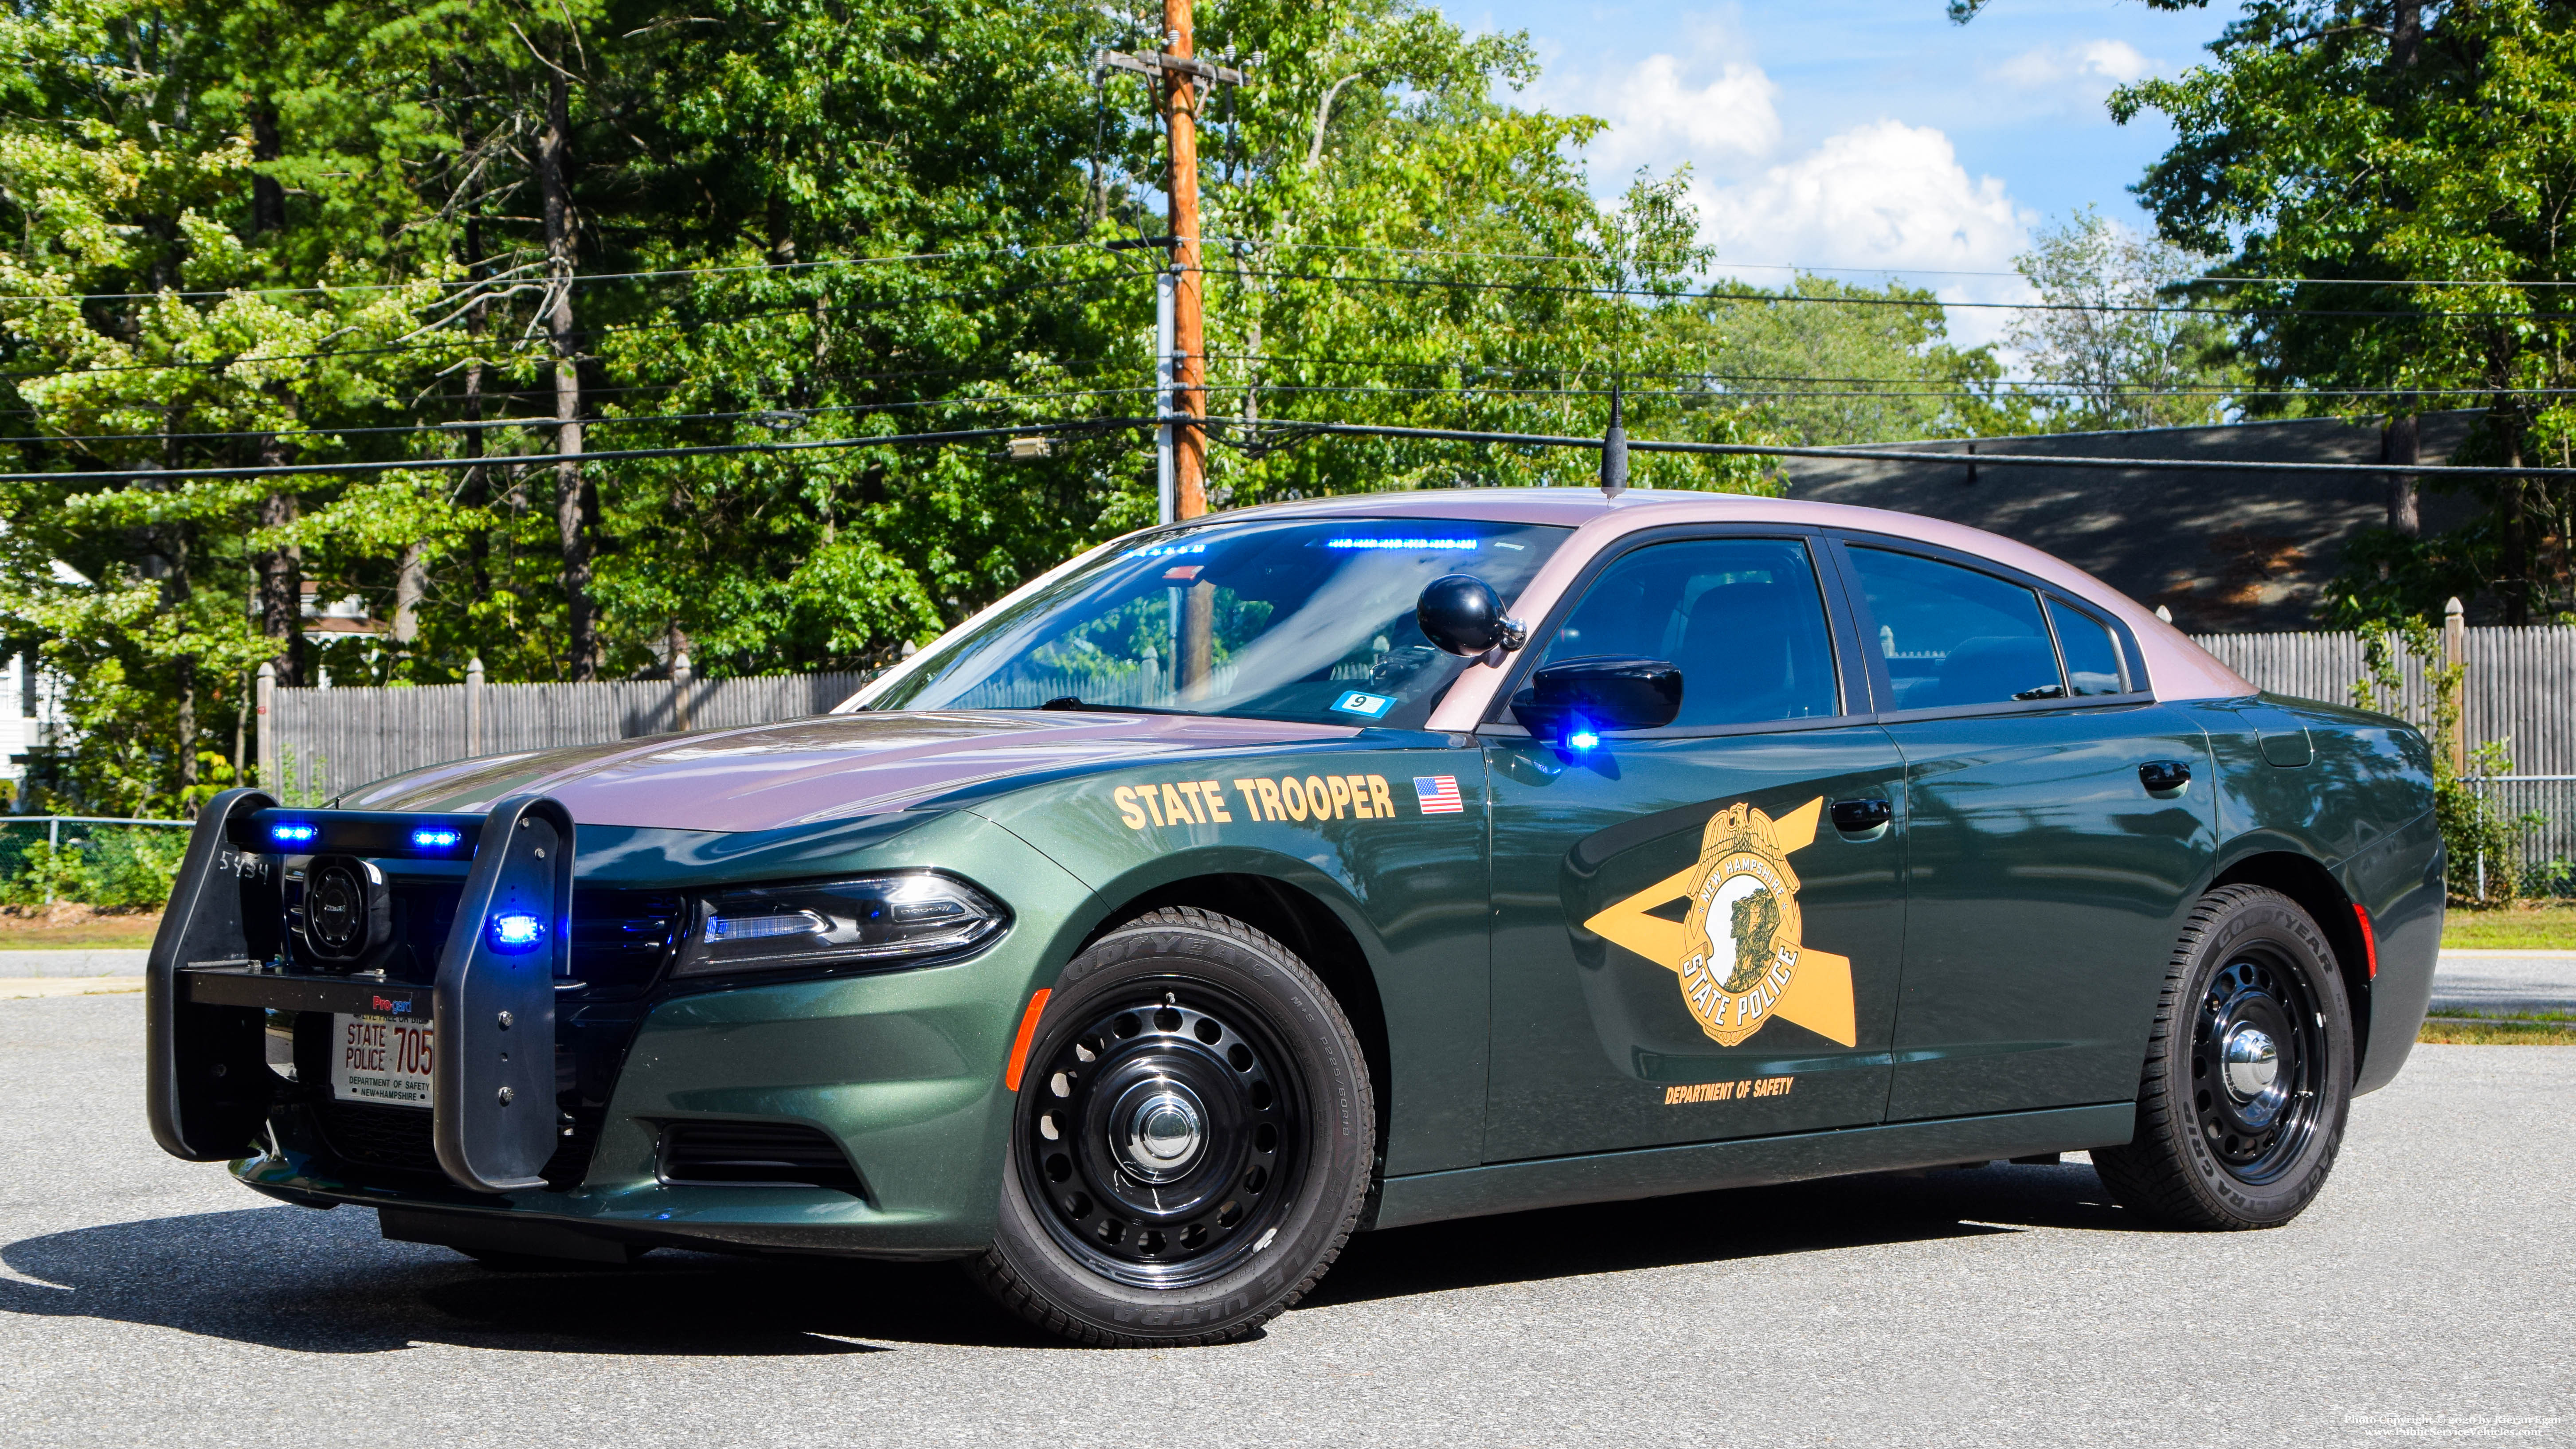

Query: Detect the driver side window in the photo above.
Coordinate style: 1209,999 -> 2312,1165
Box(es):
1530,537 -> 1841,728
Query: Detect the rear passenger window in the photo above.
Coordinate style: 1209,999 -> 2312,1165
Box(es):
1846,547 -> 2063,709
1532,538 -> 1840,727
2047,598 -> 2128,696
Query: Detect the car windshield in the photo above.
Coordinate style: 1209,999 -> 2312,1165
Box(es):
867,516 -> 1571,727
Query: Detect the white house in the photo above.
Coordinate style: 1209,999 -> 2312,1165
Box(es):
1,647 -> 65,810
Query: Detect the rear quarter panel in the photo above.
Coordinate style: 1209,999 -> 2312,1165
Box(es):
2195,694 -> 2439,1094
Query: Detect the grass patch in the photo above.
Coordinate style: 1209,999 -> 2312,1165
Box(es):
0,906 -> 161,951
2419,1012 -> 2576,1045
2443,900 -> 2576,951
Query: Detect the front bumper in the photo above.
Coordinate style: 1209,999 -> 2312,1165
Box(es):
234,928 -> 1067,1257
155,795 -> 1097,1258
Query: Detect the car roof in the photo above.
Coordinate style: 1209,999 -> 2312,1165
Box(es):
849,487 -> 2254,721
1203,488 -> 2253,715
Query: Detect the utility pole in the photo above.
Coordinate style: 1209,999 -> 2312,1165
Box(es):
1164,0 -> 1205,519
1155,267 -> 1177,524
1100,16 -> 1243,523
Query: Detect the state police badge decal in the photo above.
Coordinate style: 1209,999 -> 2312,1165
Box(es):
1583,797 -> 1858,1049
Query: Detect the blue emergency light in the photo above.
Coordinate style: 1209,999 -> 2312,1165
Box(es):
488,911 -> 545,952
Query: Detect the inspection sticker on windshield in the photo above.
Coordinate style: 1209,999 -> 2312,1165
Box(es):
331,1013 -> 434,1108
1330,690 -> 1394,719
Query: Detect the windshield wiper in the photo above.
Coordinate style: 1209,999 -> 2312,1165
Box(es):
1036,696 -> 1187,715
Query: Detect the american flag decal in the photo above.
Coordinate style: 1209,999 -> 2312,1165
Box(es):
1412,775 -> 1464,815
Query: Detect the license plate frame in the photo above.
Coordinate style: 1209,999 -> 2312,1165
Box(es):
329,1012 -> 435,1109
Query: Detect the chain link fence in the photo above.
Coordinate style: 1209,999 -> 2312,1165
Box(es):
2466,777 -> 2576,899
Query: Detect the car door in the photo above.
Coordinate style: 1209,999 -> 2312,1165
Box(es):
1481,531 -> 1909,1162
1828,537 -> 2216,1121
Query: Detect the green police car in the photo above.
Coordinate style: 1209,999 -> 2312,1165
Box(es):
147,488 -> 2443,1346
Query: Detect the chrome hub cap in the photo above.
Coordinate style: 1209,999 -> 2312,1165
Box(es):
2222,1024 -> 2280,1104
1116,1081 -> 1206,1182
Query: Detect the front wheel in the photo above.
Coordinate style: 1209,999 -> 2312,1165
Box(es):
2094,884 -> 2355,1229
965,907 -> 1374,1346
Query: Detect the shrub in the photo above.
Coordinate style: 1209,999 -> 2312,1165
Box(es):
0,826 -> 190,911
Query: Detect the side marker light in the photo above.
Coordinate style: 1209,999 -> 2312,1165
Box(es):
2353,903 -> 2378,979
1003,988 -> 1053,1092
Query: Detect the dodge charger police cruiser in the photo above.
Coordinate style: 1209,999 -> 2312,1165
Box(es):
147,487 -> 2442,1346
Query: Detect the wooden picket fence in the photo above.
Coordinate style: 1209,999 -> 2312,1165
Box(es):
2185,625 -> 2576,775
267,671 -> 867,803
263,626 -> 2576,807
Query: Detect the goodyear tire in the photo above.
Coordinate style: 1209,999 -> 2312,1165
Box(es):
966,906 -> 1374,1347
2094,884 -> 2354,1230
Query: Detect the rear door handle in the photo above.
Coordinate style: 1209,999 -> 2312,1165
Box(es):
2139,760 -> 2192,794
1830,798 -> 1893,833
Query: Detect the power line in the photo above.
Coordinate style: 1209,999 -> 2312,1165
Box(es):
1217,235 -> 2576,290
28,407 -> 2557,485
0,239 -> 1114,306
1219,419 -> 2576,476
0,273 -> 1132,383
8,373 -> 2542,451
0,388 -> 1156,453
1202,380 -> 2547,402
1200,353 -> 2528,397
0,417 -> 1155,486
1207,265 -> 2576,321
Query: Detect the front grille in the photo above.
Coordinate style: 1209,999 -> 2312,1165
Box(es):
311,1097 -> 600,1190
658,1121 -> 864,1194
317,1100 -> 442,1176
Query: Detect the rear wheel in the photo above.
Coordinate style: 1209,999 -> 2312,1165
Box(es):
966,907 -> 1373,1346
2094,884 -> 2354,1229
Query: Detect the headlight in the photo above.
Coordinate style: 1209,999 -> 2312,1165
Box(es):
668,873 -> 1008,979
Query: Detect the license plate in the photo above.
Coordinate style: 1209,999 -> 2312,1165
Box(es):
331,1013 -> 435,1108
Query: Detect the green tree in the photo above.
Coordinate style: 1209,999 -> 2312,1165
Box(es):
1,0 -> 2021,817
2004,207 -> 2239,432
2096,0 -> 2576,625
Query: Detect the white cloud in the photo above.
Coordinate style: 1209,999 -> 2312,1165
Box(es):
1582,54 -> 1781,179
1692,120 -> 2038,341
1539,43 -> 2042,344
1987,39 -> 2155,101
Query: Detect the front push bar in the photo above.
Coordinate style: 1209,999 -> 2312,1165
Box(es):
145,788 -> 577,1194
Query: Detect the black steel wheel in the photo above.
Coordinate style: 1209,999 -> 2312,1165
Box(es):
1020,985 -> 1300,1288
2096,884 -> 2355,1229
967,906 -> 1373,1346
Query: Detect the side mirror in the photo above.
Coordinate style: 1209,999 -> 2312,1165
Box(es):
1417,574 -> 1527,663
1511,655 -> 1683,747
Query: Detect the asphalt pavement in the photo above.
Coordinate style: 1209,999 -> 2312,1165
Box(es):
1,994 -> 2568,1449
2428,951 -> 2576,1014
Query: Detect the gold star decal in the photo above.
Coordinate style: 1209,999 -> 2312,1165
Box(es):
1582,797 -> 1856,1048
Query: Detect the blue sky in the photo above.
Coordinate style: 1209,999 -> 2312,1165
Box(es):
1445,1 -> 2237,339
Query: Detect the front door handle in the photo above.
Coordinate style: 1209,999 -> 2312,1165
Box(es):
2139,760 -> 2192,795
1830,798 -> 1893,833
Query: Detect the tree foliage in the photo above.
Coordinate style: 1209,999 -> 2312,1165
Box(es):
2,0 -> 2016,814
2004,207 -> 2240,432
2108,0 -> 2576,626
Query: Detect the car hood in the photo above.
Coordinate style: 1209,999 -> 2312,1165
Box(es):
334,710 -> 1362,832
